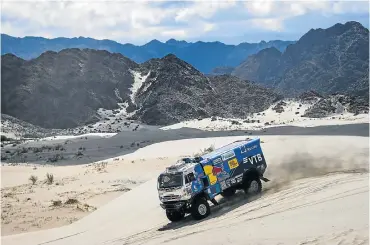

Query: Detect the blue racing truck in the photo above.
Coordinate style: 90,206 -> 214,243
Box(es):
157,137 -> 269,222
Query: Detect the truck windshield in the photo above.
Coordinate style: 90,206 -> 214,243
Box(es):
158,173 -> 183,188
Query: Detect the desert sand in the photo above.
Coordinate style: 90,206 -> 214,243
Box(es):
1,156 -> 176,236
1,134 -> 369,245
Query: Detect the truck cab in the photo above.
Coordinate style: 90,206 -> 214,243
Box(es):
157,137 -> 268,222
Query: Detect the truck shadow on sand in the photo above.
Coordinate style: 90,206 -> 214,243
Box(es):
157,191 -> 264,232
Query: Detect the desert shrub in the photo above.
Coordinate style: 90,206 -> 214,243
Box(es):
64,198 -> 79,205
94,161 -> 108,171
54,144 -> 65,151
33,147 -> 43,153
52,200 -> 62,206
47,154 -> 63,162
46,173 -> 54,184
20,147 -> 28,153
75,151 -> 83,157
29,175 -> 38,185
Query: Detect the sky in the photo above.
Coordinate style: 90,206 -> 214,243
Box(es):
1,0 -> 369,45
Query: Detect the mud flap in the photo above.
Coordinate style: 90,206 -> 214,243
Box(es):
260,176 -> 270,182
210,198 -> 219,206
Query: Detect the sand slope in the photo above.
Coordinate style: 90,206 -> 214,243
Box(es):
2,135 -> 369,245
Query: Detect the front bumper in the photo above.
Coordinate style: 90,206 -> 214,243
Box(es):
160,201 -> 187,210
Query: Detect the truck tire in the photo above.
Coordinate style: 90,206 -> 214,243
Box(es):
166,210 -> 185,222
220,188 -> 236,198
191,197 -> 210,220
243,176 -> 262,195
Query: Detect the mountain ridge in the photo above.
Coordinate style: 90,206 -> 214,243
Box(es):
1,49 -> 282,129
231,21 -> 369,99
1,33 -> 295,73
2,21 -> 368,130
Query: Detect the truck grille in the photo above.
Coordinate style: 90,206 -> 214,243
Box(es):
161,201 -> 186,210
162,194 -> 181,201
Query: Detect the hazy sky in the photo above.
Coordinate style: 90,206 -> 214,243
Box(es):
1,0 -> 369,45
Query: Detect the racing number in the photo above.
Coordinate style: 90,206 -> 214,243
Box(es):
228,158 -> 239,169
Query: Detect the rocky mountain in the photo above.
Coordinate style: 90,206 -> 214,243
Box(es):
1,34 -> 295,73
299,91 -> 368,117
208,66 -> 234,76
1,50 -> 282,129
232,21 -> 369,99
2,49 -> 138,129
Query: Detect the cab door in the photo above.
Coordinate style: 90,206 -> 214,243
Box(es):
202,162 -> 222,199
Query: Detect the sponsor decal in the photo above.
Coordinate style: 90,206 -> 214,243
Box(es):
203,164 -> 230,185
228,158 -> 239,169
222,174 -> 243,189
220,180 -> 227,190
203,165 -> 218,185
240,144 -> 258,153
221,150 -> 235,161
243,153 -> 263,165
212,166 -> 223,175
213,157 -> 222,164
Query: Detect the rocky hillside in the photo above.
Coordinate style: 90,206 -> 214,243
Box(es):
232,21 -> 369,99
1,34 -> 295,73
2,49 -> 139,129
0,114 -> 65,139
130,57 -> 282,125
1,50 -> 282,129
208,66 -> 234,76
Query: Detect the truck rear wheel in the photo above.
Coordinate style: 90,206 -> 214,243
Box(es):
191,197 -> 210,220
243,176 -> 262,195
220,188 -> 236,198
166,210 -> 185,222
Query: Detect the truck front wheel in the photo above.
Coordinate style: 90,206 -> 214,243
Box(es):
191,197 -> 210,220
166,210 -> 185,222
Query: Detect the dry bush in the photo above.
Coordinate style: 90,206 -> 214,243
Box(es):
94,161 -> 108,171
47,154 -> 63,163
64,198 -> 79,205
75,151 -> 84,157
77,203 -> 97,212
46,173 -> 54,185
29,175 -> 38,185
51,200 -> 62,206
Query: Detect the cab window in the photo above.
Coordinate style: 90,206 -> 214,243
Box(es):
185,173 -> 195,183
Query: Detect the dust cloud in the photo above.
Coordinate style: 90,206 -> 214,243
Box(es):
262,152 -> 369,194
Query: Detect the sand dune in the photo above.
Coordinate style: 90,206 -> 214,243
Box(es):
1,135 -> 369,245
